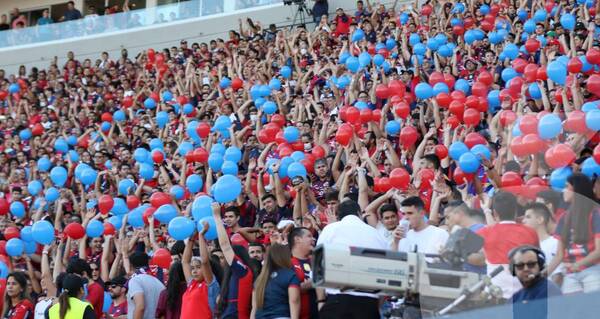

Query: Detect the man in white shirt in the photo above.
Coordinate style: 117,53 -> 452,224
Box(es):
316,199 -> 388,319
522,202 -> 564,285
392,196 -> 449,255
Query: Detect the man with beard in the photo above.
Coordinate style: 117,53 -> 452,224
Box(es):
106,276 -> 128,319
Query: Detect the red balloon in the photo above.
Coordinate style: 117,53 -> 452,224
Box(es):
98,195 -> 114,214
463,17 -> 475,28
0,198 -> 8,215
231,78 -> 244,91
464,132 -> 486,149
4,227 -> 20,240
64,223 -> 86,240
453,167 -> 473,185
490,4 -> 500,15
104,223 -> 116,236
444,74 -> 456,90
508,77 -> 525,95
360,109 -> 373,124
524,64 -> 539,82
471,82 -> 488,97
519,114 -> 539,135
196,122 -> 210,138
429,72 -> 444,86
375,84 -> 391,99
127,195 -> 140,210
512,58 -> 528,74
150,248 -> 172,269
345,106 -> 360,124
501,172 -> 523,188
480,21 -> 493,32
394,102 -> 410,119
372,109 -> 382,122
147,48 -> 156,62
150,192 -> 171,208
525,38 -> 540,53
271,114 -> 286,128
419,169 -> 435,189
278,144 -> 293,157
389,80 -> 406,97
435,92 -> 451,108
101,112 -> 113,123
0,241 -> 6,255
389,168 -> 410,190
586,74 -> 600,96
521,134 -> 543,154
335,129 -> 352,146
568,57 -> 583,73
275,131 -> 286,145
536,67 -> 548,81
449,101 -> 464,120
465,96 -> 480,110
477,71 -> 493,87
143,207 -> 159,226
122,96 -> 134,108
463,108 -> 481,127
510,136 -> 528,157
545,144 -> 576,168
421,4 -> 433,16
435,145 -> 448,159
263,123 -> 280,137
151,150 -> 164,164
450,90 -> 466,103
291,140 -> 304,151
177,95 -> 189,106
0,91 -> 7,100
258,129 -> 272,144
587,48 -> 600,65
447,115 -> 460,129
195,148 -> 209,163
31,123 -> 44,136
399,126 -> 419,148
563,110 -> 587,133
500,110 -> 517,127
312,145 -> 326,159
150,92 -> 160,103
378,177 -> 392,193
453,25 -> 465,35
594,144 -> 600,164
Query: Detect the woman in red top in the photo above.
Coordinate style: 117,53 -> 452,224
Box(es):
181,221 -> 219,318
3,272 -> 33,319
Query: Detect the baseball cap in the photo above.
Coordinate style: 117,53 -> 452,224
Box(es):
105,276 -> 127,287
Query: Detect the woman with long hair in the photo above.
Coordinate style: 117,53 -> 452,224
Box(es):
180,221 -> 220,318
3,272 -> 33,319
548,173 -> 600,294
46,274 -> 95,319
251,244 -> 300,319
155,262 -> 185,319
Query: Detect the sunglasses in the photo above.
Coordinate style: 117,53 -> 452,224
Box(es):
109,284 -> 121,289
514,261 -> 538,270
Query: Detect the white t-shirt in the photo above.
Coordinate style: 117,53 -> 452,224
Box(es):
541,236 -> 564,275
397,225 -> 449,255
376,222 -> 395,248
34,298 -> 53,319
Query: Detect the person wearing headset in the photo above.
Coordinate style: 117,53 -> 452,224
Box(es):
510,245 -> 562,319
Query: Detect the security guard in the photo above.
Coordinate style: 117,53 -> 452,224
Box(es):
47,274 -> 96,319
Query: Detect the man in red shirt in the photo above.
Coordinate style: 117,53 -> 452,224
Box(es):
333,8 -> 350,36
477,191 -> 540,299
288,227 -> 317,319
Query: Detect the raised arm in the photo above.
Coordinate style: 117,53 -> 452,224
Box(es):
211,203 -> 235,265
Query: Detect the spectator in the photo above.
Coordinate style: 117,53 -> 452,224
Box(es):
37,10 -> 53,26
66,258 -> 104,319
477,192 -> 540,299
393,196 -> 449,254
251,244 -> 300,319
126,252 -> 166,319
510,245 -> 561,319
11,14 -> 27,29
155,262 -> 185,319
46,274 -> 94,319
311,0 -> 328,24
106,276 -> 128,318
248,243 -> 265,262
333,8 -> 350,36
62,1 -> 83,22
0,14 -> 9,30
288,227 -> 317,319
3,272 -> 33,319
444,200 -> 487,274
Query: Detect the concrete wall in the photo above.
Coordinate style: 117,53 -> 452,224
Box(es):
0,0 -> 401,74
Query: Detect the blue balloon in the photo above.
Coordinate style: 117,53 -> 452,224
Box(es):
279,156 -> 295,179
37,157 -> 51,172
504,43 -> 519,60
450,18 -> 463,27
464,30 -> 476,45
415,83 -> 433,99
156,111 -> 169,128
86,220 -> 104,238
149,139 -> 163,151
183,103 -> 194,115
432,82 -> 449,95
480,4 -> 490,15
523,19 -> 536,34
339,51 -> 350,64
538,114 -> 562,139
346,56 -> 360,73
20,226 -> 33,242
186,174 -> 204,193
208,153 -> 224,171
50,166 -> 67,187
68,150 -> 79,162
413,43 -> 426,56
501,68 -> 518,82
580,56 -> 593,72
155,204 -> 178,224
382,61 -> 391,73
426,38 -> 440,52
269,78 -> 282,91
198,217 -> 218,241
280,66 -> 292,79
0,262 -> 7,279
437,45 -> 452,57
119,179 -> 135,196
454,79 -> 471,94
139,163 -> 155,180
23,240 -> 37,255
336,75 -> 351,89
355,101 -> 368,110
386,38 -> 396,50
533,9 -> 547,23
449,142 -> 469,160
488,31 -> 501,44
80,169 -> 98,186
213,175 -> 242,203
178,142 -> 194,156
399,12 -> 409,25
144,98 -> 156,109
27,180 -> 42,196
224,146 -> 242,163
54,138 -> 68,153
458,152 -> 480,173
134,148 -> 150,163
453,3 -> 465,13
259,84 -> 271,97
358,52 -> 371,67
113,110 -> 126,122
582,157 -> 600,178
8,83 -> 20,94
128,205 -> 147,228
550,167 -> 573,191
287,162 -> 307,179
108,215 -> 123,229
44,187 -> 60,203
162,91 -> 173,102
168,216 -> 195,240
375,43 -> 386,52
385,120 -> 401,135
471,144 -> 491,161
214,115 -> 232,131
560,13 -> 575,31
291,151 -> 305,162
517,9 -> 528,21
284,126 -> 300,143
112,198 -> 129,216
409,33 -> 421,46
32,220 -> 55,245
19,129 -> 31,140
434,33 -> 448,45
528,83 -> 542,100
373,54 -> 384,66
211,143 -> 226,155
100,121 -> 111,132
352,29 -> 365,42
170,185 -> 185,200
547,60 -> 567,85
6,238 -> 24,257
586,109 -> 600,131
10,201 -> 25,218
105,160 -> 112,169
192,195 -> 213,221
263,101 -> 277,114
219,77 -> 231,89
86,199 -> 97,210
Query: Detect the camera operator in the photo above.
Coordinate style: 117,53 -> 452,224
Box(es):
311,0 -> 328,24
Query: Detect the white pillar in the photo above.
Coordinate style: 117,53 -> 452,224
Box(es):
146,0 -> 158,8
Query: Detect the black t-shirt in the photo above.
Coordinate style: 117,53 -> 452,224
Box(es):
0,23 -> 9,31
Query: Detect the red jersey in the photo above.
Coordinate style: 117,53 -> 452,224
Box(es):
477,222 -> 539,264
4,299 -> 33,319
292,257 -> 317,319
555,209 -> 600,272
181,279 -> 212,319
86,281 -> 104,319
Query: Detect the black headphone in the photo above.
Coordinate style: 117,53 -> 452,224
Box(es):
508,245 -> 546,276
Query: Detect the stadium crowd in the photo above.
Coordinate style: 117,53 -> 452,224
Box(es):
0,0 -> 599,318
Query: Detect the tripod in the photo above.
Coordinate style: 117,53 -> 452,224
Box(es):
290,1 -> 310,29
